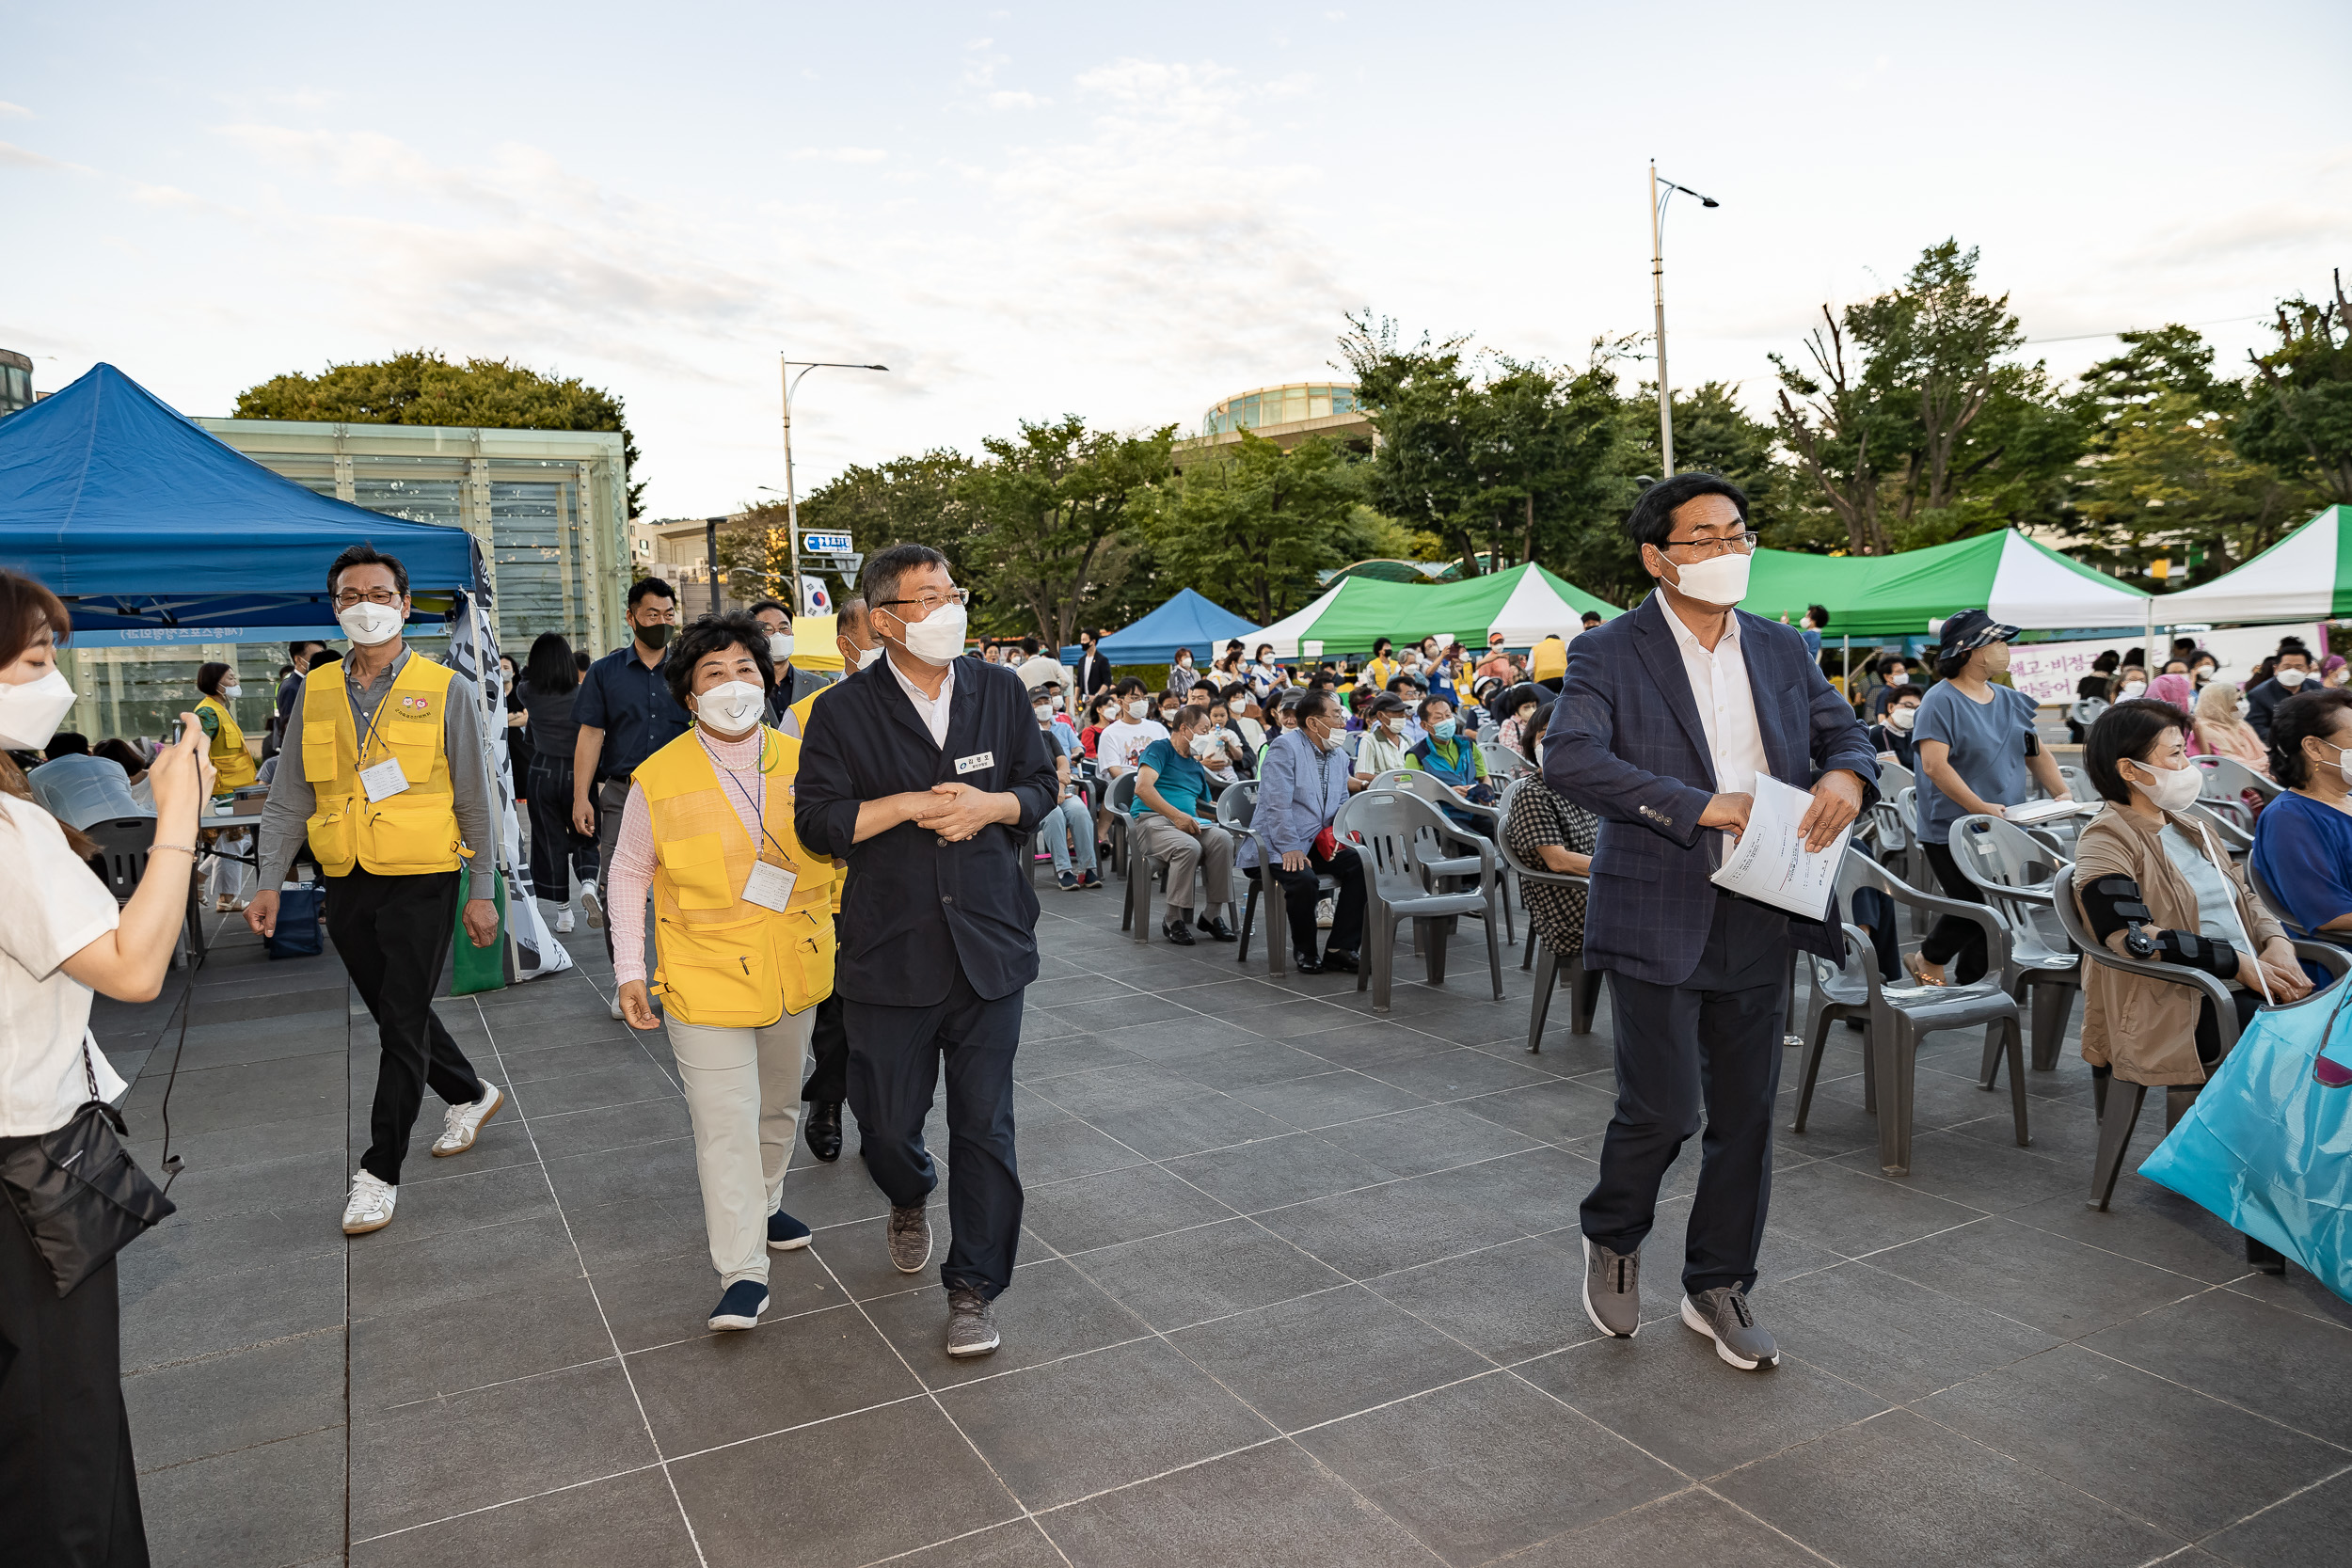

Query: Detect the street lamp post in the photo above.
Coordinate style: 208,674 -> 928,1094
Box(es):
779,358 -> 888,613
1648,161 -> 1720,478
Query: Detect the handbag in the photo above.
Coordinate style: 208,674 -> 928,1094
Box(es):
0,1036 -> 176,1297
2137,976 -> 2352,1304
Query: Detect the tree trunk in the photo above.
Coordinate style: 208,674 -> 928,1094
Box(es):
1521,495 -> 1536,568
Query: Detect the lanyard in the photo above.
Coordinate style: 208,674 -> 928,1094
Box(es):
703,730 -> 794,864
351,657 -> 403,762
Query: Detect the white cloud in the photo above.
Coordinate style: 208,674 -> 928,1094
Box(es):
791,147 -> 889,163
0,101 -> 32,119
986,90 -> 1042,111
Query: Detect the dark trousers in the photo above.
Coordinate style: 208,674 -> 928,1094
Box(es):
1917,841 -> 1991,983
1270,843 -> 1366,959
525,755 -> 599,903
0,1174 -> 149,1568
1581,894 -> 1789,1293
844,967 -> 1024,1298
327,866 -> 485,1186
803,916 -> 850,1104
593,776 -> 631,968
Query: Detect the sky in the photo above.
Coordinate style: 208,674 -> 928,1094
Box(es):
5,1 -> 2348,521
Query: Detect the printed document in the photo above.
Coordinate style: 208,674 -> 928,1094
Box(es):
1709,774 -> 1849,921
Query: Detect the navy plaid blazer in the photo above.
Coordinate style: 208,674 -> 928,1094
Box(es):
1541,592 -> 1880,987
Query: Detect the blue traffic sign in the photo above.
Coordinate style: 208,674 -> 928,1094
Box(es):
802,531 -> 853,555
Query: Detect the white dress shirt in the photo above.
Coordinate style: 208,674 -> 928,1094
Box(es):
1661,604 -> 1770,796
888,652 -> 955,749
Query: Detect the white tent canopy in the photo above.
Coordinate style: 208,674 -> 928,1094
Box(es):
2153,507 -> 2352,623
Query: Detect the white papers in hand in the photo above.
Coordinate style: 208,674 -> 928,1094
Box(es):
1708,774 -> 1849,921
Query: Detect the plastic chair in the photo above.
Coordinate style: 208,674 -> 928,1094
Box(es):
1103,772 -> 1137,878
1492,778 -> 1597,1052
1948,814 -> 2082,1072
1791,848 -> 2027,1177
1217,780 -> 1336,978
2057,764 -> 2100,804
2179,800 -> 2252,858
82,814 -> 204,969
1376,768 -> 1514,943
2052,864 -> 2350,1209
1478,740 -> 1532,784
1894,785 -> 1930,934
1332,787 -> 1503,1014
2192,753 -> 2280,803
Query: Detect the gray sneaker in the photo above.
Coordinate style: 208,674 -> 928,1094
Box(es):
1681,1285 -> 1779,1370
946,1287 -> 1000,1357
887,1205 -> 932,1275
1581,1235 -> 1641,1338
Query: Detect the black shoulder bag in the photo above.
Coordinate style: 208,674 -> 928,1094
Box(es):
0,1035 -> 175,1297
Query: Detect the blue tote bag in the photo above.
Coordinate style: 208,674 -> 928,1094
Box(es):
2139,979 -> 2352,1303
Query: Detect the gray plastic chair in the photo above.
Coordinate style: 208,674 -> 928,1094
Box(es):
1377,768 -> 1513,943
2053,863 -> 2350,1209
1948,814 -> 2081,1072
1894,785 -> 1930,935
1217,779 -> 1337,978
1493,778 -> 1598,1052
2057,764 -> 2100,804
1478,739 -> 1532,784
1103,772 -> 1137,878
1792,848 -> 2027,1177
2179,799 -> 2252,857
2192,754 -> 2279,835
1332,787 -> 1503,1013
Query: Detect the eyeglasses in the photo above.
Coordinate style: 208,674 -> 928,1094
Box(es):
1660,531 -> 1759,559
331,588 -> 403,610
879,588 -> 971,614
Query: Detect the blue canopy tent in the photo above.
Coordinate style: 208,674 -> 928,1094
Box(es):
1096,587 -> 1260,666
0,362 -> 484,641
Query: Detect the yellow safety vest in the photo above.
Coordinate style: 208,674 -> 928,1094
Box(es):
779,687 -> 848,916
636,725 -> 834,1027
300,656 -> 466,878
197,693 -> 259,792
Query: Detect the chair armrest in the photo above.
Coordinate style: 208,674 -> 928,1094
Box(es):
2292,939 -> 2351,984
2075,935 -> 2238,1020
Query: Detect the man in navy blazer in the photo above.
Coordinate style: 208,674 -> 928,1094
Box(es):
1543,473 -> 1877,1371
795,544 -> 1057,1359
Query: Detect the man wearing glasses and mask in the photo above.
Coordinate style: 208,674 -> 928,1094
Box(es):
572,578 -> 691,1003
794,545 -> 1058,1358
1543,474 -> 1875,1373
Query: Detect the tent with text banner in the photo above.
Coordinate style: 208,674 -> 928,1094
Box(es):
2139,506 -> 2352,623
1254,562 -> 1620,658
1740,529 -> 2153,636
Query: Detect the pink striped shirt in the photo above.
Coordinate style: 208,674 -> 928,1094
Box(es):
608,726 -> 769,989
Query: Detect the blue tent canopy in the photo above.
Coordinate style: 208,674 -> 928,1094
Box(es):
0,363 -> 483,631
1097,587 -> 1260,666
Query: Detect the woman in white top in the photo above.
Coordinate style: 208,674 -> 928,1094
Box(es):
0,570 -> 212,1568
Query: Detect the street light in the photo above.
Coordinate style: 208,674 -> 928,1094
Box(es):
1648,161 -> 1720,477
779,357 -> 889,612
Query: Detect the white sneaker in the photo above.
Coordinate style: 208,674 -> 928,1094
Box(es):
610,996 -> 625,1021
342,1170 -> 397,1235
1316,896 -> 1336,929
580,884 -> 605,930
432,1083 -> 503,1157
555,908 -> 574,933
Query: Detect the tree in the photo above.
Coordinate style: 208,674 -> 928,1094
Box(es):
1142,433 -> 1368,625
2235,271 -> 2352,504
793,449 -> 978,586
959,417 -> 1176,649
1339,314 -> 1484,575
1772,304 -> 1901,556
235,349 -> 647,515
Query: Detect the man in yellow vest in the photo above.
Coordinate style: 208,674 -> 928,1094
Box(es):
246,545 -> 505,1237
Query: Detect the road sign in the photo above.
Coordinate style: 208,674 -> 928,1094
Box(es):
802,531 -> 853,555
807,551 -> 863,576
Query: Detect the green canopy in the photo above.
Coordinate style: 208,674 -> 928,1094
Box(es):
1742,529 -> 2153,636
1255,562 -> 1620,657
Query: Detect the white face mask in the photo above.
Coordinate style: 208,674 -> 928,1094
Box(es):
768,632 -> 794,661
1034,705 -> 1053,723
219,683 -> 243,701
1189,733 -> 1220,759
694,679 -> 765,736
1886,670 -> 1910,687
1125,699 -> 1149,721
2236,699 -> 2252,720
1176,657 -> 1192,669
1886,705 -> 1916,733
0,668 -> 79,751
1667,548 -> 1751,607
2277,666 -> 2309,689
2121,681 -> 2147,699
854,645 -> 883,671
1051,695 -> 1065,711
2130,757 -> 2203,813
338,600 -> 404,647
893,601 -> 968,666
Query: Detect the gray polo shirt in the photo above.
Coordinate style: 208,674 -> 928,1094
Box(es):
257,647 -> 496,889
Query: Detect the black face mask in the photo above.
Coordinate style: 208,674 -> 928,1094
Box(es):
636,622 -> 673,650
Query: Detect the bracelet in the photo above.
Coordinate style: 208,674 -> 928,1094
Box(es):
150,843 -> 199,857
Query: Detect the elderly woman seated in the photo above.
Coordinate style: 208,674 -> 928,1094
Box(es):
2249,687 -> 2352,942
1499,716 -> 1595,957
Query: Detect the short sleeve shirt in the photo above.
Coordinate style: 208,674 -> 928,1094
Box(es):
1913,680 -> 2039,836
0,796 -> 131,1136
1132,738 -> 1213,822
572,646 -> 691,778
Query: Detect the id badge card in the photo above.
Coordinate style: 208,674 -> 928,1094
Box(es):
359,756 -> 410,802
743,859 -> 799,911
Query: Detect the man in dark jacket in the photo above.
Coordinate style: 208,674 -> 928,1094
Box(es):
794,544 -> 1057,1359
2245,639 -> 2315,745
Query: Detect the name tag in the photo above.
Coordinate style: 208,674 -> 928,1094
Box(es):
359,757 -> 410,802
742,859 -> 799,911
954,751 -> 994,775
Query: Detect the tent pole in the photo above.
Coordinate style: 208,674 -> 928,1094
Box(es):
1841,634 -> 1850,702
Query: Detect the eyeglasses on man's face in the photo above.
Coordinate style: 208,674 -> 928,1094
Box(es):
332,587 -> 404,610
1659,530 -> 1760,560
880,587 -> 971,617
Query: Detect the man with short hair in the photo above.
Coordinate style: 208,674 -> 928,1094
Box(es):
1096,676 -> 1167,778
266,639 -> 327,757
749,598 -> 801,718
572,578 -> 691,996
1074,628 -> 1112,696
1130,703 -> 1237,945
2247,638 -> 2316,744
247,545 -> 504,1236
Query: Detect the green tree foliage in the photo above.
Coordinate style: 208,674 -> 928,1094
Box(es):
234,349 -> 647,515
2235,273 -> 2352,503
959,417 -> 1177,648
1142,433 -> 1370,625
793,450 -> 977,587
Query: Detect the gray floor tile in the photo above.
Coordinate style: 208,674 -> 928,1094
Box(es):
1414,1144 -> 1596,1234
1168,1283 -> 1490,1432
1828,1125 -> 2082,1214
119,1203 -> 343,1300
2004,1178 -> 2271,1286
540,1136 -> 701,1211
1296,1370 -> 1680,1565
1040,992 -> 1195,1035
1763,1259 -> 2060,1402
2201,1466 -> 2352,1568
1008,1030 -> 1154,1084
2223,1265 -> 2352,1332
350,1465 -> 695,1567
1368,1232 -> 1601,1363
1286,1019 -> 1464,1071
627,1299 -> 922,1451
1762,1160 -> 1985,1259
363,1158 -> 561,1245
1158,1037 -> 1369,1090
1090,1011 -> 1268,1062
863,1256 -> 1150,1387
941,1337 -> 1273,1510
1076,1217 -> 1348,1331
878,1518 -> 1069,1568
119,1249 -> 345,1373
1011,1116 -> 1152,1186
353,1271 -> 616,1412
1310,1101 -> 1540,1180
1510,1486 -> 1827,1567
591,1246 -> 841,1353
136,1424 -> 346,1568
1251,1172 -> 1526,1279
519,1097 -> 697,1161
1712,1407 -> 2181,1568
1228,1069 -> 1429,1130
1160,1129 -> 1399,1214
349,1211 -> 585,1319
1365,1044 -> 1560,1102
1022,1163 -> 1238,1256
1038,1438 -> 1435,1568
1871,1216 -> 2204,1339
503,1058 -> 683,1118
124,1326 -> 346,1472
2082,1287 -> 2352,1446
1450,1075 -> 1622,1145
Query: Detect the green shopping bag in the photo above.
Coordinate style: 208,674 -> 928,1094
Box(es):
451,861 -> 509,996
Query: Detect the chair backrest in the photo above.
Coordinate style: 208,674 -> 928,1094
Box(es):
2178,800 -> 2251,854
2058,764 -> 2100,803
1948,813 -> 2067,891
1104,772 -> 1137,815
1491,777 -> 1586,891
1215,777 -> 1259,831
1878,759 -> 1915,797
1894,784 -> 1920,835
81,816 -> 158,903
1334,787 -> 1482,905
1479,740 -> 1531,781
1343,729 -> 1364,759
2193,753 -> 2281,802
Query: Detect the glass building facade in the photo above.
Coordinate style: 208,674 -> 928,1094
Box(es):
1200,382 -> 1360,436
0,350 -> 33,418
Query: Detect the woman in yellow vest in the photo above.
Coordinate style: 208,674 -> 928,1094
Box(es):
607,611 -> 835,1332
195,660 -> 259,911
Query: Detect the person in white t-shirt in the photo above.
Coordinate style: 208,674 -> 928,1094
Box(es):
0,570 -> 214,1568
1096,678 -> 1170,779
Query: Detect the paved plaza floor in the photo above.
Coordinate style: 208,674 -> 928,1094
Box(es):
100,893 -> 2351,1568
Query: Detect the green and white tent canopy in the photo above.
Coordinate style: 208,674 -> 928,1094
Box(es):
1254,562 -> 1620,658
1742,528 -> 2153,636
2147,507 -> 2352,623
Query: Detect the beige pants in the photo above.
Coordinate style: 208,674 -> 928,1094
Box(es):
665,1006 -> 818,1288
1134,816 -> 1234,914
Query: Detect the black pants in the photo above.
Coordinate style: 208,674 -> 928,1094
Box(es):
844,968 -> 1023,1298
327,866 -> 485,1185
1267,843 -> 1366,960
1917,841 -> 1991,984
803,916 -> 849,1104
0,1174 -> 148,1568
525,754 -> 599,904
1581,894 -> 1789,1293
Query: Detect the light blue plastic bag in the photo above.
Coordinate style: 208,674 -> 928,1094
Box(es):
2139,981 -> 2352,1303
